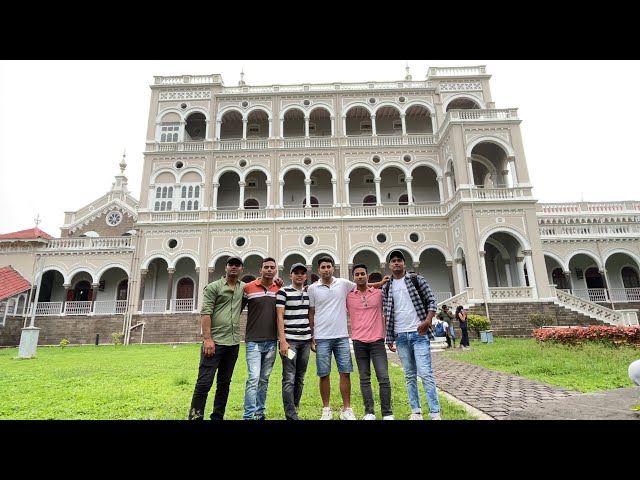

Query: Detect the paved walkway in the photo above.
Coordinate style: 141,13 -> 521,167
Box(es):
386,348 -> 640,420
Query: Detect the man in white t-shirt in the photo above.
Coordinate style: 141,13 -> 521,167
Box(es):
308,256 -> 358,420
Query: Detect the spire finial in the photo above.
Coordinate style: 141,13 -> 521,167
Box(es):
239,68 -> 246,86
120,150 -> 127,174
34,213 -> 41,228
405,62 -> 412,81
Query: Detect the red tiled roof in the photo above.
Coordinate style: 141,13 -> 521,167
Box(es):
0,266 -> 32,300
0,228 -> 53,240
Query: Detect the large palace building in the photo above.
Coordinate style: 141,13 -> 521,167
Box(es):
2,65 -> 639,346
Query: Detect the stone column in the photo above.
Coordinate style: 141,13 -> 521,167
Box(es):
445,171 -> 454,199
348,263 -> 354,279
166,268 -> 175,311
279,180 -> 285,208
194,267 -> 200,311
436,176 -> 444,203
334,264 -> 341,278
405,176 -> 414,205
208,267 -> 215,284
62,284 -> 71,312
215,120 -> 222,140
479,251 -> 491,300
304,178 -> 311,208
138,269 -> 147,311
563,270 -> 573,291
212,182 -> 219,210
600,268 -> 611,302
268,118 -> 273,138
91,283 -> 99,301
331,178 -> 338,207
504,263 -> 513,287
374,177 -> 382,206
467,157 -> 475,186
242,119 -> 248,140
342,116 -> 347,137
400,113 -> 406,136
516,256 -> 526,286
330,116 -> 335,137
508,156 -> 519,186
344,178 -> 350,206
413,261 -> 420,275
304,116 -> 310,138
280,117 -> 285,138
266,180 -> 272,208
370,115 -> 377,136
523,250 -> 538,298
238,181 -> 245,209
455,258 -> 465,290
446,261 -> 455,295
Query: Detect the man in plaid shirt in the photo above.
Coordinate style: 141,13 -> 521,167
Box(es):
382,249 -> 441,420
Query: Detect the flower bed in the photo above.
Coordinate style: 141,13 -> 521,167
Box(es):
532,325 -> 640,346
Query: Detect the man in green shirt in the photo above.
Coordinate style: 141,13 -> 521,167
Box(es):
188,256 -> 245,420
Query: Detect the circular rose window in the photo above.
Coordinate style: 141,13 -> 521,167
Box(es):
106,211 -> 122,226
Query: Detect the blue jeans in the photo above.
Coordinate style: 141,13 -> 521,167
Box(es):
315,337 -> 353,377
395,331 -> 440,415
243,340 -> 277,420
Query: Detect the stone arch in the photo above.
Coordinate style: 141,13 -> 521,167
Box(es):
150,168 -> 178,184
410,161 -> 443,178
213,166 -> 243,183
485,238 -> 510,261
242,165 -> 271,182
279,164 -> 307,181
95,262 -> 130,281
142,253 -> 172,270
478,226 -> 531,252
216,106 -> 244,122
343,102 -> 375,116
280,105 -> 306,119
280,249 -> 312,265
177,167 -> 205,182
602,247 -> 640,267
156,108 -> 184,123
466,136 -> 515,159
244,105 -> 272,121
308,164 -> 337,179
442,93 -> 486,111
566,249 -> 603,270
349,246 -> 385,264
67,267 -> 96,285
209,251 -> 242,269
401,100 -> 436,117
308,103 -> 335,117
345,163 -> 376,177
170,253 -> 200,269
382,247 -> 414,264
39,266 -> 67,285
543,251 -> 569,272
416,244 -> 453,262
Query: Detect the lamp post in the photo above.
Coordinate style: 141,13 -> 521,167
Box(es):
17,254 -> 43,358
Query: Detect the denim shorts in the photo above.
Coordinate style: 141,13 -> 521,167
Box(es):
315,337 -> 353,377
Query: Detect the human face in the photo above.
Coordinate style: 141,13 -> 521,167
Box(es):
260,261 -> 277,280
289,268 -> 307,288
352,267 -> 368,287
225,261 -> 243,278
388,257 -> 405,276
318,261 -> 334,281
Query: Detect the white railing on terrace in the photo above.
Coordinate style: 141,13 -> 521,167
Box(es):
489,287 -> 533,300
156,141 -> 211,152
452,109 -> 517,121
31,302 -> 63,316
539,201 -> 640,214
452,186 -> 533,203
46,237 -> 133,250
572,288 -> 608,303
149,212 -> 202,222
434,292 -> 452,303
93,300 -> 127,314
154,75 -> 221,85
281,207 -> 334,219
63,301 -> 92,315
608,288 -> 640,302
142,299 -> 166,313
539,224 -> 640,237
171,298 -> 195,312
217,80 -> 431,94
428,66 -> 486,77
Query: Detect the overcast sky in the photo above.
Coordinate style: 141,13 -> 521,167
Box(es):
1,60 -> 638,237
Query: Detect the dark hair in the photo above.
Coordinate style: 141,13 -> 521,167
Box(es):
455,305 -> 465,313
352,263 -> 367,274
261,257 -> 276,267
317,256 -> 334,267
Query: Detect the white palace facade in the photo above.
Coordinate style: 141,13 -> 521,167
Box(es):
1,65 -> 639,346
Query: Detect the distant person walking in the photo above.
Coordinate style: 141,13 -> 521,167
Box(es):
346,263 -> 393,420
382,250 -> 441,420
456,305 -> 470,350
188,256 -> 245,420
437,304 -> 456,348
276,263 -> 313,420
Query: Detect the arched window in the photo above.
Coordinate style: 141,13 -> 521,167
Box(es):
363,195 -> 376,206
117,280 -> 128,300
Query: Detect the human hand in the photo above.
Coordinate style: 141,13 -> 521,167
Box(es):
417,320 -> 431,336
386,342 -> 396,352
280,340 -> 290,357
382,275 -> 391,283
274,277 -> 284,288
203,338 -> 215,357
311,338 -> 317,352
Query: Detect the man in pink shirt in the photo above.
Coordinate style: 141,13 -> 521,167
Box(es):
346,264 -> 394,420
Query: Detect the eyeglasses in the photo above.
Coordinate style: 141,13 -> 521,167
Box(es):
361,295 -> 368,307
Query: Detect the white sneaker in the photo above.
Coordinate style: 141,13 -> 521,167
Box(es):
362,413 -> 376,420
409,412 -> 423,420
383,415 -> 395,420
429,412 -> 442,420
340,407 -> 357,420
320,407 -> 332,420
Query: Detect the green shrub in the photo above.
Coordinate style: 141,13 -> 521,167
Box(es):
467,314 -> 490,338
111,332 -> 123,346
59,339 -> 70,349
529,312 -> 555,329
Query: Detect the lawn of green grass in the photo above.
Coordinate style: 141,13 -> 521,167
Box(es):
0,343 -> 474,420
443,337 -> 639,392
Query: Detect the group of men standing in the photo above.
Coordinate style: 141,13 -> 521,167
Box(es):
188,249 -> 442,421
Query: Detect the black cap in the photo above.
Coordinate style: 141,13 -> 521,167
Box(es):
290,262 -> 308,274
387,250 -> 405,262
226,256 -> 243,266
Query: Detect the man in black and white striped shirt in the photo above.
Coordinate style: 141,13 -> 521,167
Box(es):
276,263 -> 313,420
